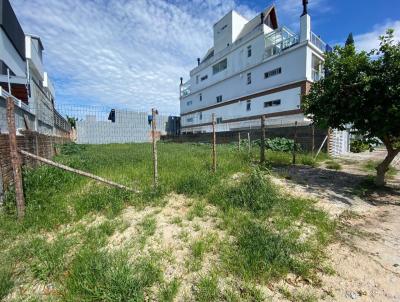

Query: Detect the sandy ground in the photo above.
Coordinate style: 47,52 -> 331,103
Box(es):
272,150 -> 400,301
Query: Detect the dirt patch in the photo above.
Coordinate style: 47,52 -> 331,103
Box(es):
272,150 -> 400,301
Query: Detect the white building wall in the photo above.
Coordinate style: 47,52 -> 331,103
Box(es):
181,43 -> 308,121
0,29 -> 26,76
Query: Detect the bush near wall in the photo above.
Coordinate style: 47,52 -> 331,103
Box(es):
350,140 -> 370,153
253,137 -> 302,152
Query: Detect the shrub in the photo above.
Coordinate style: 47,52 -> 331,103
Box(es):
350,140 -> 370,153
253,137 -> 301,152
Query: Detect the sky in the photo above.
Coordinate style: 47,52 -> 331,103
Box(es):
9,0 -> 400,114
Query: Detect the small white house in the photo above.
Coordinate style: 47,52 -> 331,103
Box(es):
179,1 -> 327,133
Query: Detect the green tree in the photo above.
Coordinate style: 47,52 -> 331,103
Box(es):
66,115 -> 78,129
303,29 -> 400,186
345,32 -> 354,46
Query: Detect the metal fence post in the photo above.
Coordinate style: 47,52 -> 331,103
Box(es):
151,108 -> 158,188
212,113 -> 217,173
6,97 -> 25,219
260,115 -> 266,163
238,132 -> 241,151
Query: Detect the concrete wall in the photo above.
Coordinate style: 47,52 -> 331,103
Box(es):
76,110 -> 174,144
0,29 -> 26,76
0,97 -> 35,133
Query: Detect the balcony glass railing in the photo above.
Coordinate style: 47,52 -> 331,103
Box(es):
180,81 -> 191,97
264,27 -> 300,59
310,32 -> 326,53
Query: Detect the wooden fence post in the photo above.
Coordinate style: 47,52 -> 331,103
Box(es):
212,114 -> 217,173
292,121 -> 298,165
260,115 -> 266,163
247,132 -> 251,155
151,108 -> 158,188
238,132 -> 241,151
6,97 -> 25,219
311,124 -> 315,156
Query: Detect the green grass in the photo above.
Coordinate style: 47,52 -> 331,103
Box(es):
159,278 -> 180,302
0,263 -> 14,300
63,249 -> 162,301
325,160 -> 342,170
0,142 -> 335,301
187,200 -> 207,220
362,160 -> 397,177
187,234 -> 216,271
138,214 -> 157,247
194,274 -> 220,302
210,169 -> 335,283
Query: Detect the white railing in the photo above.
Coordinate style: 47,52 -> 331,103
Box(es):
310,32 -> 326,53
312,69 -> 324,81
0,86 -> 32,113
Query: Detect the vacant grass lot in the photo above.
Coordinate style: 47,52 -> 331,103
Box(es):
0,142 -> 334,301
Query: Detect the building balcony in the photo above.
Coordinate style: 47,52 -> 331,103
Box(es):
264,27 -> 300,59
310,31 -> 326,53
25,35 -> 44,78
180,81 -> 191,98
43,72 -> 55,99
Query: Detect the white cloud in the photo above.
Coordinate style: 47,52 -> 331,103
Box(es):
354,20 -> 400,52
10,0 -> 257,114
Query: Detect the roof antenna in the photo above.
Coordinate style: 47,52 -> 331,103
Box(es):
301,0 -> 309,16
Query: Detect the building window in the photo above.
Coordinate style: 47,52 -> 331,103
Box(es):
201,75 -> 208,81
187,117 -> 194,122
0,60 -> 16,76
264,99 -> 281,107
199,93 -> 202,101
216,95 -> 222,103
199,112 -> 203,120
247,72 -> 251,85
196,75 -> 199,84
216,117 -> 223,124
186,101 -> 192,106
212,59 -> 227,74
247,45 -> 252,57
246,100 -> 251,111
264,67 -> 282,79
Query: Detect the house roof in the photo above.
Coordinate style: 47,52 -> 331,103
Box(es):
235,5 -> 278,42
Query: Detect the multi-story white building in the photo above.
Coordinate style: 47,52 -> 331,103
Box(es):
179,1 -> 327,133
0,0 -> 69,135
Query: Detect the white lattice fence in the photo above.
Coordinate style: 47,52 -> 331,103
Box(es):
393,154 -> 400,169
328,129 -> 350,157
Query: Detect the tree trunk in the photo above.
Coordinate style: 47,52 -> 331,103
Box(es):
375,147 -> 399,186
